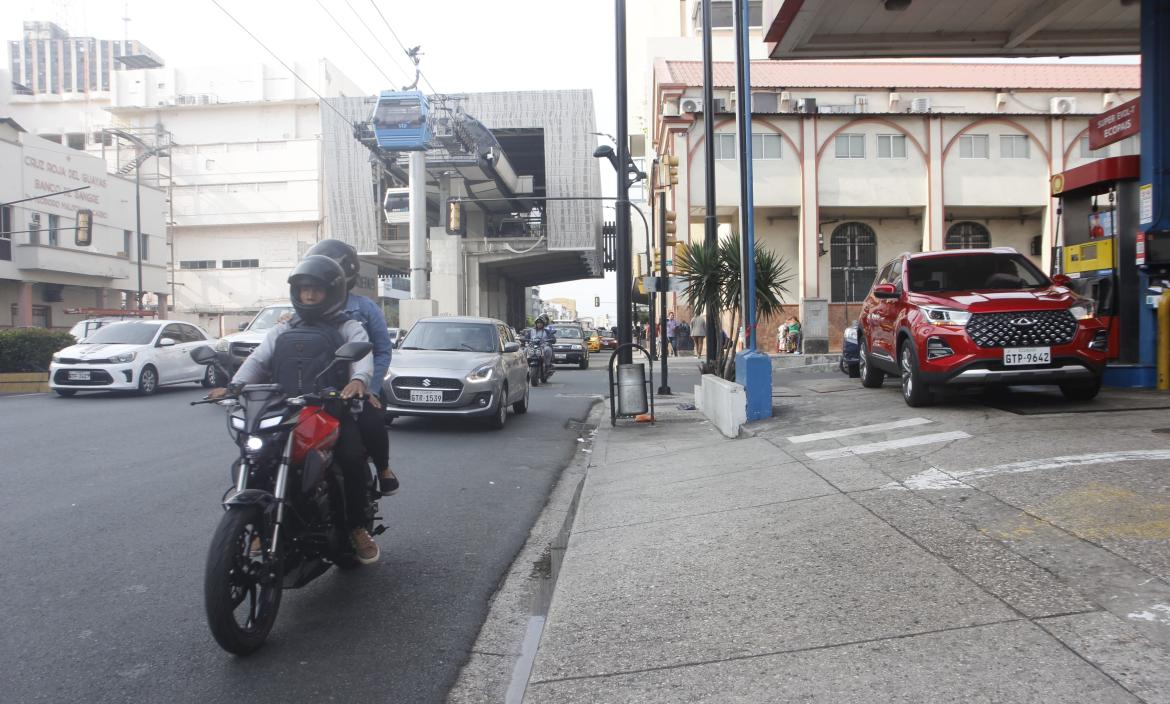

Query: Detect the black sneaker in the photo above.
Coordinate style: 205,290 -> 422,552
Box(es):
379,471 -> 399,496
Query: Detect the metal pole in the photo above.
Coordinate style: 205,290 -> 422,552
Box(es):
408,150 -> 427,299
658,190 -> 672,394
135,164 -> 144,309
614,0 -> 633,364
701,0 -> 719,370
642,203 -> 657,360
733,0 -> 757,351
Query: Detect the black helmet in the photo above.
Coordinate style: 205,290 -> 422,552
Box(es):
305,239 -> 360,290
288,255 -> 348,322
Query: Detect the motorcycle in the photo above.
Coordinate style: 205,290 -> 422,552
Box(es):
189,342 -> 383,655
522,336 -> 554,386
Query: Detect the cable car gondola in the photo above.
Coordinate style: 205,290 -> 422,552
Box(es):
371,90 -> 432,152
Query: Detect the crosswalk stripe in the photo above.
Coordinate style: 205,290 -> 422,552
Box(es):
805,431 -> 972,461
787,417 -> 933,444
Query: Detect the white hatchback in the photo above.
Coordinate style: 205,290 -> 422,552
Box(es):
49,320 -> 218,397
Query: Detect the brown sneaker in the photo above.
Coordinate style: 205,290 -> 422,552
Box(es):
350,528 -> 380,565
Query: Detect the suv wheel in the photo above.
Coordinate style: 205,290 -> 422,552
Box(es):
858,339 -> 884,388
1060,377 -> 1101,402
899,341 -> 933,407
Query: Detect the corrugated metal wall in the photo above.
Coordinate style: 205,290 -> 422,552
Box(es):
321,96 -> 380,255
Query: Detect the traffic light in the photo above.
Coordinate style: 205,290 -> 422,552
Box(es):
446,198 -> 465,236
664,209 -> 677,236
75,209 -> 93,246
664,155 -> 679,186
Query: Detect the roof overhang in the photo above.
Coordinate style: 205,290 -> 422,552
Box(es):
764,0 -> 1140,59
1052,155 -> 1141,197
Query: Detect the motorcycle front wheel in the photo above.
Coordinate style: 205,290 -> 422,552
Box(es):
204,506 -> 283,655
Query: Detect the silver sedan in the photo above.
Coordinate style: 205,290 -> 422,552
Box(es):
381,316 -> 530,429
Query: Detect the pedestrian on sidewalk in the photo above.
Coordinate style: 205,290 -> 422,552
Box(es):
778,319 -> 790,353
689,312 -> 707,357
787,316 -> 802,354
666,311 -> 679,356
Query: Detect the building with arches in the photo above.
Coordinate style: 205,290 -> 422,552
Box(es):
649,59 -> 1139,349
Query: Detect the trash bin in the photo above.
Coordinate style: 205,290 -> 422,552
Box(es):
616,362 -> 648,415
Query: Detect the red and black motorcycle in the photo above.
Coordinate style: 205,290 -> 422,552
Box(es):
190,342 -> 383,655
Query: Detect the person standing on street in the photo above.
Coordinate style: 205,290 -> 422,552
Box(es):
666,311 -> 679,356
689,313 -> 707,357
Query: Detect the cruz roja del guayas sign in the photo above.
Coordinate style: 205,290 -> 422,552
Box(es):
1089,97 -> 1140,151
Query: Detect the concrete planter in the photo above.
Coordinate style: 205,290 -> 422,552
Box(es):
0,372 -> 49,393
697,374 -> 747,438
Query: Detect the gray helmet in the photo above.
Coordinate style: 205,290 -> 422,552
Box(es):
288,255 -> 347,322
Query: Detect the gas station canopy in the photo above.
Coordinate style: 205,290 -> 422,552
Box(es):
763,0 -> 1140,59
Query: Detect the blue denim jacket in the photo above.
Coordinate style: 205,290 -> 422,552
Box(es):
344,293 -> 392,385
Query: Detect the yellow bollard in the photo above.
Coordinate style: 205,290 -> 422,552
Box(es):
1159,290 -> 1170,391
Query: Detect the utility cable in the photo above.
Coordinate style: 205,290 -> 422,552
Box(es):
209,0 -> 356,128
341,0 -> 413,87
367,0 -> 439,94
314,0 -> 401,88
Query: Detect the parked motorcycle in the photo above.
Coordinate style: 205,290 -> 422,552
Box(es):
189,342 -> 383,655
523,336 -> 554,386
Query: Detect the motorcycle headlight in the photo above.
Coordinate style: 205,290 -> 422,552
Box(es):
258,415 -> 284,430
215,339 -> 230,352
230,415 -> 246,431
467,364 -> 494,381
109,351 -> 136,364
244,436 -> 264,453
917,306 -> 971,327
843,326 -> 858,343
1069,299 -> 1096,320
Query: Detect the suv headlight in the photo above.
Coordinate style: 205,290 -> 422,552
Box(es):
572,344 -> 583,350
917,306 -> 971,327
467,364 -> 494,381
109,351 -> 137,364
1069,299 -> 1096,320
216,339 -> 230,352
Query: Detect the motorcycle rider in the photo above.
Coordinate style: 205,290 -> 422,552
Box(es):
208,255 -> 381,564
304,239 -> 397,496
528,315 -> 555,371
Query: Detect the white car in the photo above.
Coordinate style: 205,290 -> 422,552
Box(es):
50,320 -> 219,397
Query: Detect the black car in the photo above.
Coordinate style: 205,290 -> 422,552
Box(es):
840,321 -> 860,378
549,325 -> 589,369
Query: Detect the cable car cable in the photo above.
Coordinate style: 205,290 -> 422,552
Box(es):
314,0 -> 402,88
209,0 -> 357,129
367,0 -> 439,94
341,0 -> 414,86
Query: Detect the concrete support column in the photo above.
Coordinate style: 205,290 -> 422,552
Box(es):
797,116 -> 820,301
156,293 -> 168,320
430,227 -> 463,317
94,287 -> 107,309
1041,117 -> 1065,272
924,116 -> 945,252
408,150 -> 428,299
16,282 -> 34,326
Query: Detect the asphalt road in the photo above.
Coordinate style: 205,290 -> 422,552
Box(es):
0,359 -> 642,704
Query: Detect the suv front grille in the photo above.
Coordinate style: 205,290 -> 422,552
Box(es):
966,310 -> 1078,348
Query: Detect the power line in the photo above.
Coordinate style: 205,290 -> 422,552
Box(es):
313,0 -> 401,89
341,0 -> 413,88
209,0 -> 356,128
367,0 -> 439,94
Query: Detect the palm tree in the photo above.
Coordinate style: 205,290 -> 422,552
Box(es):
676,234 -> 793,378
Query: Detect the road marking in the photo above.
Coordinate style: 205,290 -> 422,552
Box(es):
787,417 -> 933,444
889,449 -> 1170,490
805,431 -> 971,461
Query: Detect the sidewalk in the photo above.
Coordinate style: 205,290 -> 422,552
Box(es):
513,384 -> 1170,703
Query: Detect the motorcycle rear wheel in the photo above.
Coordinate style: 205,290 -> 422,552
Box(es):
205,506 -> 283,655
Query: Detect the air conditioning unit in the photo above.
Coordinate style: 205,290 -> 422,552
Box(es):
1050,96 -> 1077,114
779,90 -> 792,106
680,98 -> 701,114
854,95 -> 869,112
996,93 -> 1009,110
910,97 -> 932,113
714,99 -> 730,113
888,92 -> 901,109
796,98 -> 817,114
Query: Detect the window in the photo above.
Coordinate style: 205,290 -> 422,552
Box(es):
1118,135 -> 1140,156
0,205 -> 11,261
877,134 -> 906,159
715,133 -> 736,160
830,222 -> 878,302
179,260 -> 216,270
29,213 -> 40,245
1000,134 -> 1029,158
123,230 -> 132,257
11,304 -> 50,328
694,0 -> 762,29
945,221 -> 991,249
751,133 -> 782,159
47,214 -> 59,246
179,324 -> 206,343
834,134 -> 865,159
959,134 -> 989,159
139,233 -> 148,262
222,259 -> 260,268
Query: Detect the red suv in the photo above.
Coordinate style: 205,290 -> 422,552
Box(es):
857,248 -> 1108,406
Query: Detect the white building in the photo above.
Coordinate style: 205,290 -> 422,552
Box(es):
0,118 -> 168,328
648,58 -> 1140,349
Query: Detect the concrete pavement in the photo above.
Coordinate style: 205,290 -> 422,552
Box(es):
500,375 -> 1170,702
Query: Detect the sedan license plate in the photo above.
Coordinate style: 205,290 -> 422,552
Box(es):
67,370 -> 91,381
1004,347 -> 1050,366
409,390 -> 444,404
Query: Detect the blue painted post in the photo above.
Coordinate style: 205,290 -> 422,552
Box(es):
732,0 -> 772,421
1136,0 -> 1170,388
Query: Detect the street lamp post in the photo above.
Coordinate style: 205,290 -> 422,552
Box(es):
701,0 -> 719,373
614,0 -> 633,364
107,128 -> 165,311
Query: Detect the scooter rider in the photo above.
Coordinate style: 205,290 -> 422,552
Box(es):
304,239 -> 398,496
208,255 -> 381,564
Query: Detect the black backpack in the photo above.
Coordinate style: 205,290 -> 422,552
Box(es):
271,314 -> 348,395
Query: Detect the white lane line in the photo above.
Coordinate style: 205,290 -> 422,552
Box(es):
805,431 -> 971,461
888,449 -> 1170,491
787,417 -> 933,444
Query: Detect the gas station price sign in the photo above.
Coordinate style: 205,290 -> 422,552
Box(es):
1089,97 -> 1140,151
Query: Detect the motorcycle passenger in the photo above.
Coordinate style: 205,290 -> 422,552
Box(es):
208,255 -> 381,564
529,315 -> 555,369
304,238 -> 398,496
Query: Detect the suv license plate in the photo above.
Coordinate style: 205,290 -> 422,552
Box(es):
555,354 -> 567,360
68,371 -> 91,381
410,390 -> 444,403
1004,347 -> 1050,366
